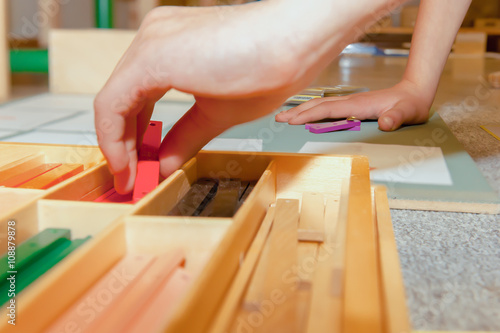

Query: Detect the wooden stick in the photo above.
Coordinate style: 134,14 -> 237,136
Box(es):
242,221 -> 272,311
306,186 -> 347,333
19,164 -> 83,189
44,254 -> 155,333
296,242 -> 318,332
89,250 -> 185,333
0,163 -> 61,187
298,192 -> 325,242
79,179 -> 114,201
374,186 -> 412,333
207,206 -> 275,333
296,242 -> 318,289
343,157 -> 383,333
0,0 -> 10,102
125,267 -> 192,333
0,154 -> 44,179
244,199 -> 299,312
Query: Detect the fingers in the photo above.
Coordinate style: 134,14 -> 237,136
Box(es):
278,98 -> 369,125
113,102 -> 156,194
94,56 -> 167,193
113,117 -> 138,194
158,102 -> 229,178
275,98 -> 330,122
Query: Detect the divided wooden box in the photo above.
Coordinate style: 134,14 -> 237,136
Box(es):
0,142 -> 410,333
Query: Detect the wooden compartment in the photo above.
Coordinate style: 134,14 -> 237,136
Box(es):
0,194 -> 133,255
0,187 -> 44,216
0,143 -> 103,169
0,150 -> 410,333
0,142 -> 104,191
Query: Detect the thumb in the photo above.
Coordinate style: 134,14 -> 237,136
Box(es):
158,102 -> 229,178
378,108 -> 406,132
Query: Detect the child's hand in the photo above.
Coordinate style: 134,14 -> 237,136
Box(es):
275,80 -> 432,131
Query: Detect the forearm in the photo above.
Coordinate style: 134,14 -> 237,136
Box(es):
403,0 -> 472,103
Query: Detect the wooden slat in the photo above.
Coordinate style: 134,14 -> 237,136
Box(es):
298,192 -> 325,242
89,250 -> 185,333
44,163 -> 111,201
209,179 -> 241,217
343,157 -> 383,333
44,254 -> 156,333
0,163 -> 61,187
243,199 -> 299,313
242,223 -> 272,310
0,154 -> 44,177
296,242 -> 318,289
208,206 -> 275,333
296,242 -> 318,332
306,186 -> 348,333
374,186 -> 411,333
19,164 -> 83,189
0,0 -> 9,102
79,179 -> 114,201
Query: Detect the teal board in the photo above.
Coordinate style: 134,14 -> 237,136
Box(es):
216,109 -> 500,213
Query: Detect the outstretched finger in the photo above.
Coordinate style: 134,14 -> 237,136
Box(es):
286,99 -> 370,125
275,96 -> 350,122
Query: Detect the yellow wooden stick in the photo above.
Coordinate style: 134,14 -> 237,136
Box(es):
208,206 -> 275,333
19,164 -> 84,189
374,186 -> 412,333
0,154 -> 44,180
306,185 -> 348,333
298,192 -> 325,242
343,157 -> 383,333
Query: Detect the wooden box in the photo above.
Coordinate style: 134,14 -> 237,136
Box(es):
0,143 -> 410,333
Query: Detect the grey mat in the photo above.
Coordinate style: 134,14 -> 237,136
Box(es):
393,210 -> 500,330
390,101 -> 500,330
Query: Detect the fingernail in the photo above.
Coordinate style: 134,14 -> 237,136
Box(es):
380,116 -> 394,131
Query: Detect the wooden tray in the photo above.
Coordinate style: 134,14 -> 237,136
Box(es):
0,143 -> 410,333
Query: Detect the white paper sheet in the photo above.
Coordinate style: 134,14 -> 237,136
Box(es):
299,141 -> 453,185
203,138 -> 263,152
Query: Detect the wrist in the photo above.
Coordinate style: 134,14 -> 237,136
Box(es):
397,78 -> 435,108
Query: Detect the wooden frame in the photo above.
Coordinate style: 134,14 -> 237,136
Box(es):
0,142 -> 411,332
49,29 -> 194,102
37,0 -> 62,48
